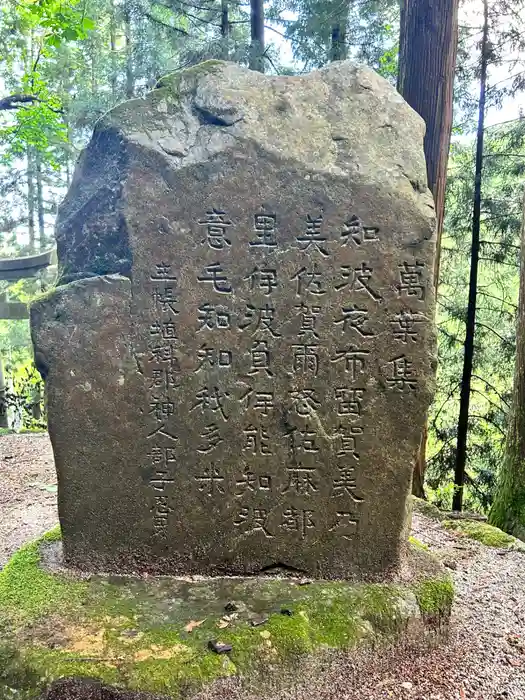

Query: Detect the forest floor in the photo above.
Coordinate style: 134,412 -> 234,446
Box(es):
1,433 -> 525,699
0,433 -> 57,566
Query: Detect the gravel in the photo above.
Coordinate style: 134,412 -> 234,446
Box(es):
1,433 -> 524,698
0,433 -> 58,568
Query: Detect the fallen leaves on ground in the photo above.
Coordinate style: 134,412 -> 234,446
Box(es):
184,619 -> 206,633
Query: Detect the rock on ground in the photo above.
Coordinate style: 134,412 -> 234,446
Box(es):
1,433 -> 524,698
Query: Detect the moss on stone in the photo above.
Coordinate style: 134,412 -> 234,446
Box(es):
155,60 -> 226,94
0,527 -> 89,624
0,531 -> 453,699
442,518 -> 524,548
408,536 -> 429,551
412,496 -> 445,521
412,576 -> 454,618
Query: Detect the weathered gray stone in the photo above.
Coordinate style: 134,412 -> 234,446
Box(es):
31,60 -> 436,578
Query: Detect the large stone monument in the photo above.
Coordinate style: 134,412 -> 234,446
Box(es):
31,60 -> 436,579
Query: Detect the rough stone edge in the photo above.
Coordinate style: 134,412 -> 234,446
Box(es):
53,59 -> 435,285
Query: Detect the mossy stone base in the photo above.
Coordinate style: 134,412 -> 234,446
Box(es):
0,530 -> 453,699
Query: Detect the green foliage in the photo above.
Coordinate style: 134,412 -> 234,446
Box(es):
0,0 -> 95,163
4,357 -> 46,431
270,0 -> 399,71
0,277 -> 48,432
0,88 -> 67,166
15,0 -> 94,48
427,121 -> 525,513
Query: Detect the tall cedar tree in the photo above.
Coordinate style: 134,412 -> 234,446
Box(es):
398,0 -> 459,497
453,0 -> 489,511
330,1 -> 350,61
489,188 -> 525,539
221,0 -> 230,59
249,0 -> 265,72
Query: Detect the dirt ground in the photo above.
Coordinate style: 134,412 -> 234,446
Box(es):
1,433 -> 525,699
0,433 -> 58,567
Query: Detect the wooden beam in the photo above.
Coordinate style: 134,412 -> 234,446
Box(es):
0,248 -> 55,281
0,301 -> 28,320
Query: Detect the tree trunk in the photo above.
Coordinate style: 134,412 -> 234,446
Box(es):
90,37 -> 98,96
398,0 -> 460,498
26,147 -> 36,253
36,151 -> 45,249
0,354 -> 8,429
329,1 -> 350,63
124,10 -> 134,98
65,155 -> 71,188
220,0 -> 230,60
330,24 -> 347,61
249,0 -> 265,73
489,189 -> 525,540
452,0 -> 489,511
110,0 -> 118,101
31,382 -> 42,421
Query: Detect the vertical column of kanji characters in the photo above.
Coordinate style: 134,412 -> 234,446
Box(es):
387,261 -> 427,389
190,209 -> 235,502
330,214 -> 383,540
233,210 -> 279,538
279,213 -> 330,540
145,262 -> 180,537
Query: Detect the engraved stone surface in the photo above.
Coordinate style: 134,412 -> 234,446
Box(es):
31,60 -> 436,579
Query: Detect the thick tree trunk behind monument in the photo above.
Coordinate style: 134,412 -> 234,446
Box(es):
36,152 -> 46,249
220,0 -> 230,59
109,0 -> 118,101
330,23 -> 347,61
398,0 -> 459,498
249,0 -> 265,72
26,147 -> 36,254
124,11 -> 134,98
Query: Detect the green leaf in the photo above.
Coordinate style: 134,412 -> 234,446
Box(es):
62,27 -> 79,41
44,35 -> 61,47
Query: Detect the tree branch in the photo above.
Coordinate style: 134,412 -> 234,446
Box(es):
0,94 -> 39,110
142,11 -> 190,34
0,93 -> 63,114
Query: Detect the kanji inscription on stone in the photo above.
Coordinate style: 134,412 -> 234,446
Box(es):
31,60 -> 436,579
